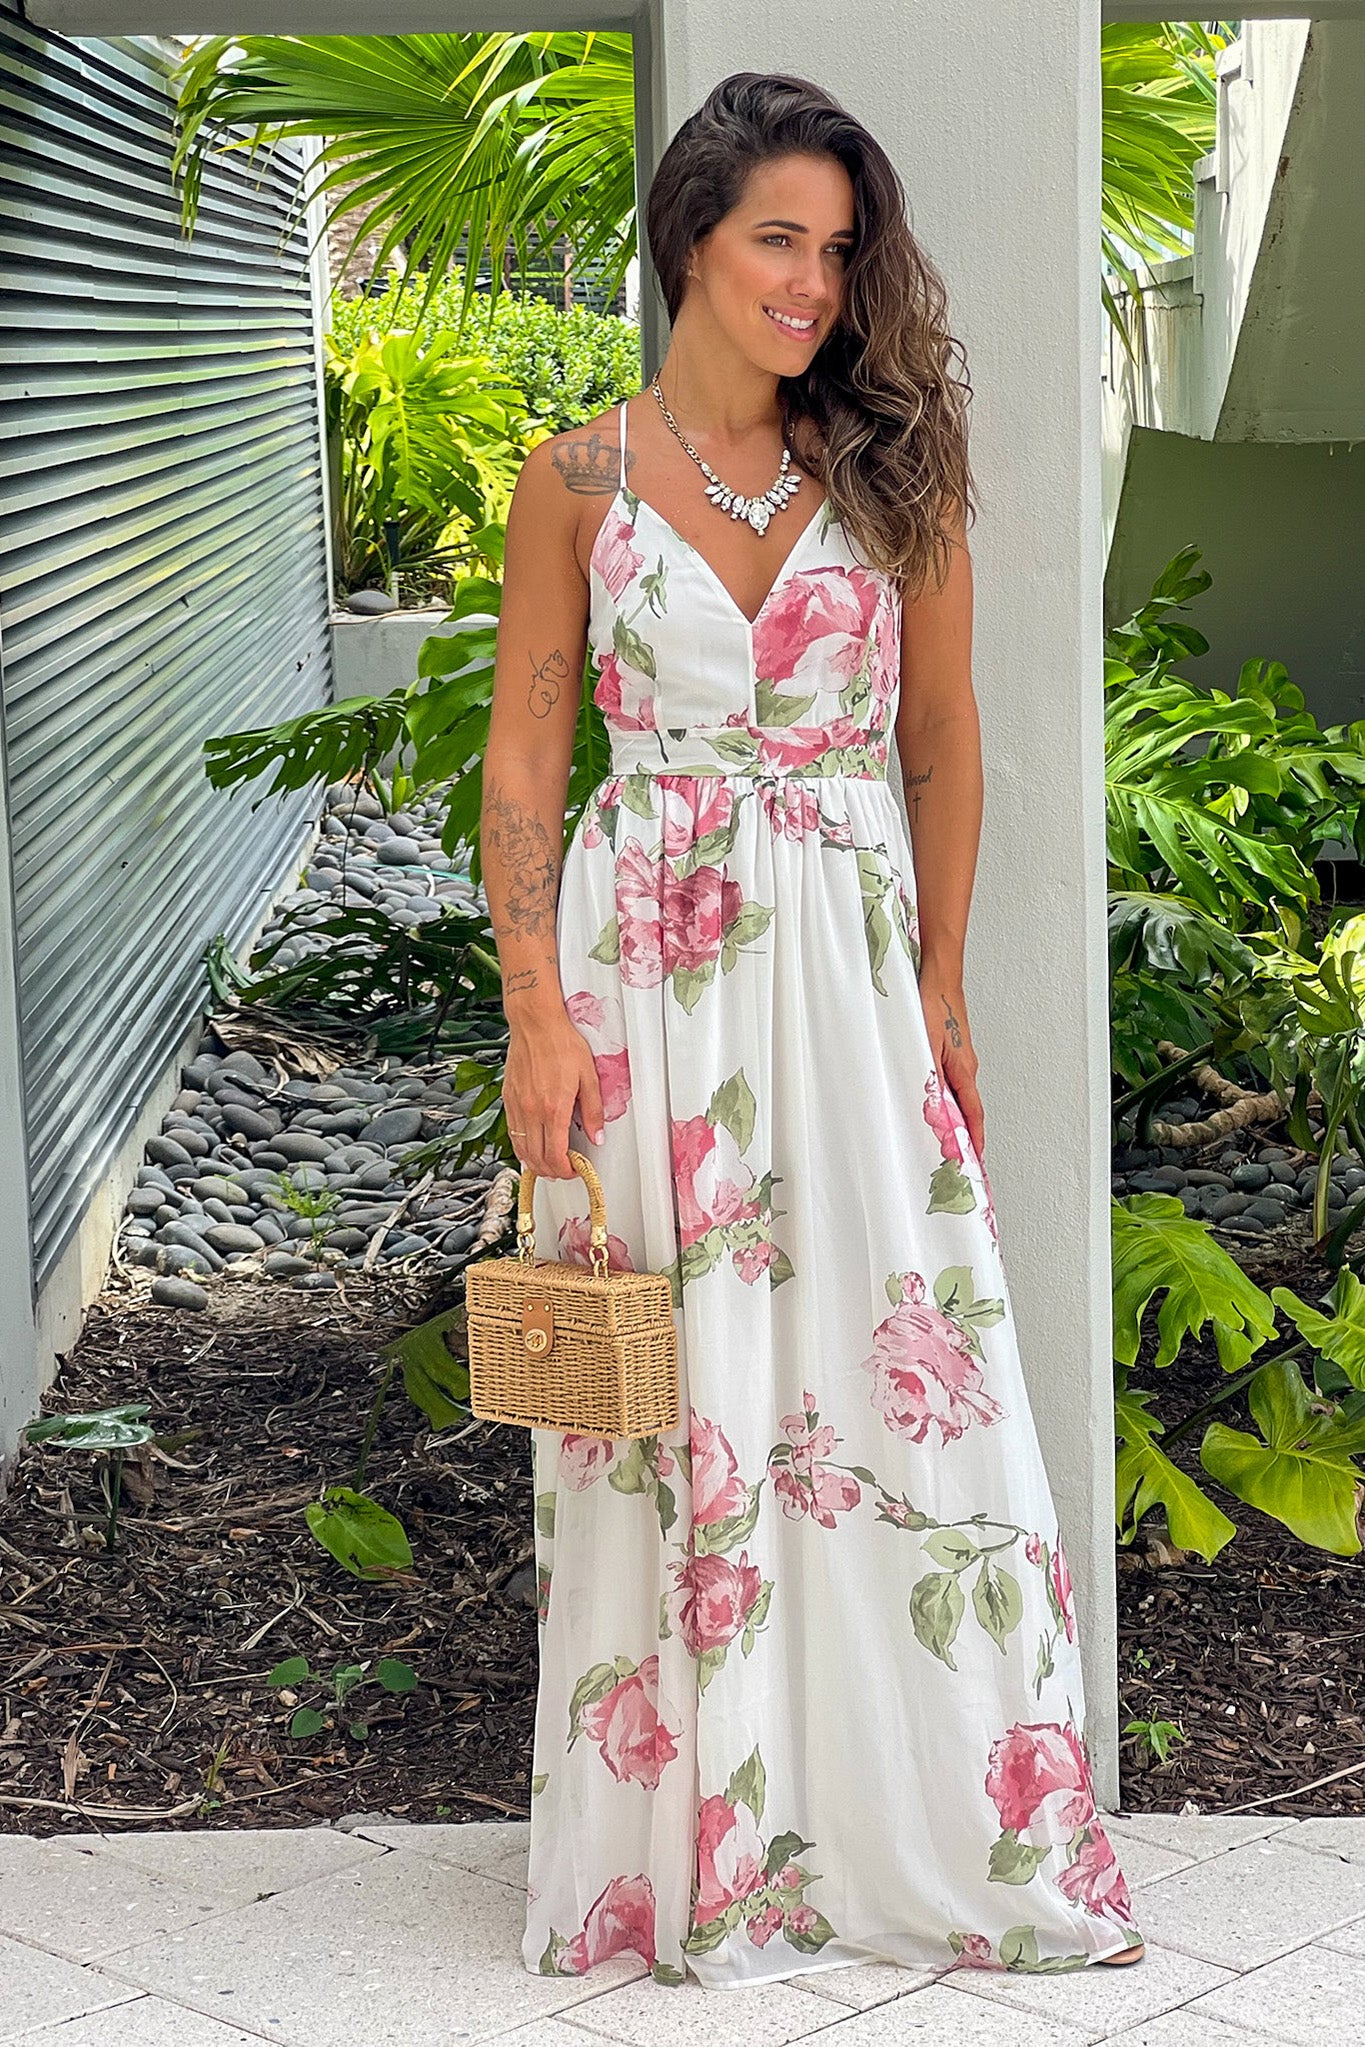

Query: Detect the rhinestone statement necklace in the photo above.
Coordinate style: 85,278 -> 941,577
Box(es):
649,374 -> 802,535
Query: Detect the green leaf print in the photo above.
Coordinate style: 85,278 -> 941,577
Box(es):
691,1478 -> 762,1557
727,1743 -> 767,1823
672,961 -> 717,1013
764,1829 -> 815,1877
784,1908 -> 837,1955
999,1925 -> 1089,1973
613,612 -> 657,680
620,772 -> 658,819
710,1068 -> 758,1154
924,1528 -> 980,1570
767,1246 -> 797,1286
753,675 -> 818,726
681,1228 -> 726,1283
697,1645 -> 728,1692
535,1491 -> 556,1539
726,900 -> 776,948
651,1960 -> 687,1985
638,559 -> 669,614
972,1559 -> 1025,1653
566,1661 -> 620,1743
683,1906 -> 740,1955
1033,1634 -> 1056,1697
928,1157 -> 977,1214
909,1570 -> 965,1669
988,1831 -> 1053,1885
589,913 -> 621,965
531,1772 -> 548,1796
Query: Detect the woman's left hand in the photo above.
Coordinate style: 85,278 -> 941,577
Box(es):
919,965 -> 987,1163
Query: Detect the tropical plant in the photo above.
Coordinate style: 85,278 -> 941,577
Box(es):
171,32 -> 636,328
329,273 -> 642,434
324,324 -> 539,593
171,25 -> 1231,346
1113,1193 -> 1365,1561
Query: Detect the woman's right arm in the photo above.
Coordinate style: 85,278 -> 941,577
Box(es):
481,437 -> 605,1180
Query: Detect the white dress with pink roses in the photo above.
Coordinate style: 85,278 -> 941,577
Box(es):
520,398 -> 1142,1990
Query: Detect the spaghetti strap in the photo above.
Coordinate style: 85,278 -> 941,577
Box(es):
618,397 -> 628,470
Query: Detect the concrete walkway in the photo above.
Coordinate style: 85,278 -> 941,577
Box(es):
2,1811 -> 1365,2044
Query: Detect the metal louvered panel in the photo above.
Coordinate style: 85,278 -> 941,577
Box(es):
0,7 -> 331,1287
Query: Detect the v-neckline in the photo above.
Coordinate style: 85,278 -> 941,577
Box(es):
599,484 -> 832,632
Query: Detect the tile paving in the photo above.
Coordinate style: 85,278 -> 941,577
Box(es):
0,1813 -> 1361,2044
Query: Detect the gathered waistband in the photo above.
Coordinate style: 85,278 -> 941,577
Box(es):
605,726 -> 890,782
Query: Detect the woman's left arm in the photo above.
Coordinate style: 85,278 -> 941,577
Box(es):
892,500 -> 988,1159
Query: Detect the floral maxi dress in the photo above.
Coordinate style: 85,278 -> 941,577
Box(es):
520,398 -> 1143,1990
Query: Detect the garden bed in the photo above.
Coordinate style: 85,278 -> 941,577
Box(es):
1,1215 -> 1360,1834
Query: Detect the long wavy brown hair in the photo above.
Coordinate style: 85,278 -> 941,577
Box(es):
644,72 -> 976,598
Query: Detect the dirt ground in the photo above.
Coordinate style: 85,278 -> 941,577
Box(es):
1,1225 -> 1361,1835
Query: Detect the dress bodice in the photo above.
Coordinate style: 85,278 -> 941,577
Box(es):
587,400 -> 902,780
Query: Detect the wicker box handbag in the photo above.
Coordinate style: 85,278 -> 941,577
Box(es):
464,1148 -> 679,1440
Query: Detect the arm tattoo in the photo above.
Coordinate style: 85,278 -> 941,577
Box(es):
941,994 -> 964,1050
529,645 -> 571,719
484,781 -> 561,941
905,762 -> 933,824
550,428 -> 631,497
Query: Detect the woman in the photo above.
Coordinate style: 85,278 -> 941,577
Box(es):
480,71 -> 1145,1990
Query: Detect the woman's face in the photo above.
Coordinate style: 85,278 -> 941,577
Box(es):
686,151 -> 856,372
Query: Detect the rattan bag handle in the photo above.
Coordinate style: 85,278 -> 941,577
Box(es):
516,1147 -> 611,1278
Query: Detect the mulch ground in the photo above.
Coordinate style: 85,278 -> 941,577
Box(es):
1,1216 -> 1361,1836
1117,1220 -> 1365,1818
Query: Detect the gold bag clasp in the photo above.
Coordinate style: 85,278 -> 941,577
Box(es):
522,1292 -> 554,1356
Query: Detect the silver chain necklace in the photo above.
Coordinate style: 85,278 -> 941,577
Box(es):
649,373 -> 802,535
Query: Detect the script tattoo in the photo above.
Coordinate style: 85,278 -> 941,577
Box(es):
550,428 -> 631,497
529,645 -> 572,719
905,761 -> 934,824
484,780 -> 560,942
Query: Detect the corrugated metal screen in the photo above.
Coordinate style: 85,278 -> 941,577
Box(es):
0,6 -> 332,1287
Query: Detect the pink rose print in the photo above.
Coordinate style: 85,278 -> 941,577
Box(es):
1024,1531 -> 1044,1567
593,649 -> 657,733
1050,1540 -> 1077,1643
757,779 -> 822,842
559,1435 -> 621,1489
594,504 -> 644,602
689,1414 -> 749,1526
695,1790 -> 767,1922
662,863 -> 744,975
1057,1823 -> 1136,1927
565,988 -> 632,1123
861,1271 -> 1005,1446
732,1238 -> 781,1283
614,839 -> 666,985
672,1114 -> 763,1249
746,1902 -> 784,1946
953,1932 -> 999,1969
985,1720 -> 1096,1839
785,1904 -> 819,1936
666,1550 -> 763,1656
560,1872 -> 658,1972
924,1068 -> 970,1166
558,1212 -> 636,1272
582,777 -> 626,849
752,566 -> 882,691
865,582 -> 902,704
770,1391 -> 862,1528
660,780 -> 734,860
756,711 -> 869,774
580,1654 -> 680,1790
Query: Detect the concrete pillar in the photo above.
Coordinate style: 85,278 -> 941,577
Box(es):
646,0 -> 1118,1800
